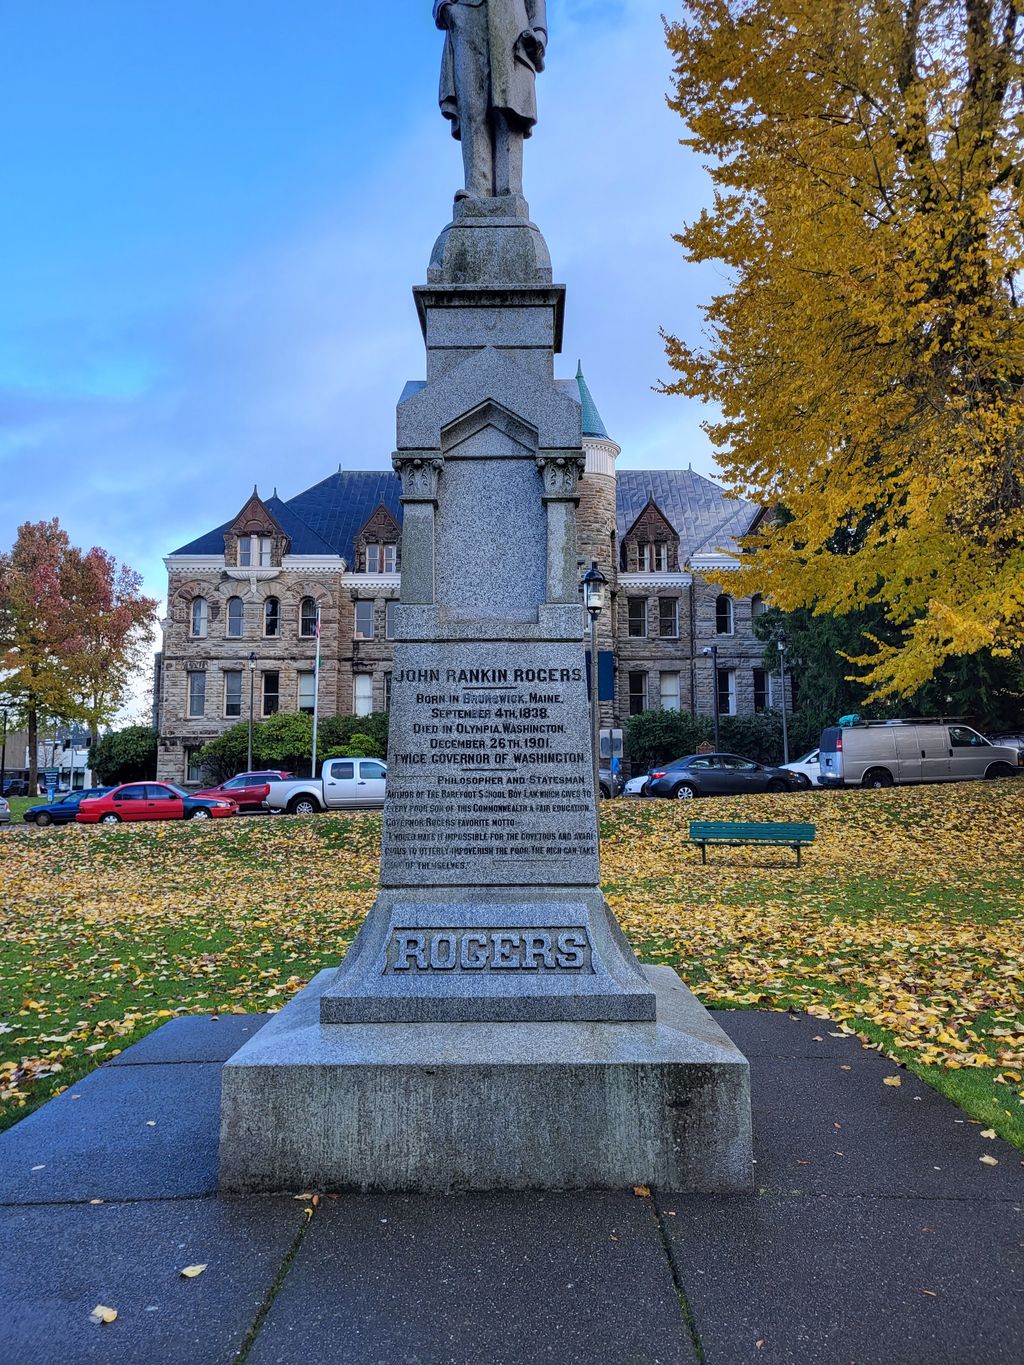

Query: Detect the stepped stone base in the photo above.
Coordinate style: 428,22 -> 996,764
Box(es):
218,966 -> 752,1194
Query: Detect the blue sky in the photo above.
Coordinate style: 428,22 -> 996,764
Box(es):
1,0 -> 720,611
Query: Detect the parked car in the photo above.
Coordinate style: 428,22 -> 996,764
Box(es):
0,795 -> 9,826
194,771 -> 292,812
24,787 -> 114,827
781,749 -> 822,788
266,759 -> 387,814
646,753 -> 806,800
988,732 -> 1024,753
819,721 -> 1023,789
598,766 -> 622,799
77,782 -> 238,824
2,779 -> 28,797
623,773 -> 650,798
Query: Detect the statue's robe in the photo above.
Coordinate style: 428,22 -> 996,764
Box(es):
434,0 -> 547,140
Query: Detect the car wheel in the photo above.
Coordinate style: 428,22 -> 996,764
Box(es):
188,808 -> 212,820
35,812 -> 53,827
862,769 -> 894,790
985,762 -> 1016,779
767,779 -> 788,793
288,796 -> 320,816
99,813 -> 121,825
673,783 -> 698,800
599,783 -> 610,799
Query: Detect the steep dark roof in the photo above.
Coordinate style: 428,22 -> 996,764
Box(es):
172,468 -> 755,569
617,469 -> 754,561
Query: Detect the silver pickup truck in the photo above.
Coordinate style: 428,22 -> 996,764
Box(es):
265,758 -> 387,815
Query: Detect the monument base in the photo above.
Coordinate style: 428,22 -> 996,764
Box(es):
219,966 -> 752,1194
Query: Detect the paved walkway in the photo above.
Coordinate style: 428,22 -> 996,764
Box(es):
0,1010 -> 1020,1364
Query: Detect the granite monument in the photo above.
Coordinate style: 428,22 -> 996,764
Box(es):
218,6 -> 752,1193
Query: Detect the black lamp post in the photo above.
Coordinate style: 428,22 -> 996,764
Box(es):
247,652 -> 257,771
580,560 -> 608,807
776,634 -> 790,764
0,706 -> 8,796
702,644 -> 721,751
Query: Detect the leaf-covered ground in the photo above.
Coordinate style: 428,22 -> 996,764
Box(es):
1,782 -> 1023,1146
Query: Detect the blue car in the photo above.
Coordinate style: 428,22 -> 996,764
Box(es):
23,787 -> 113,827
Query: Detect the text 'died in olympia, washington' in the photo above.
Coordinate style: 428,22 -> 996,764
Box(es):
383,928 -> 594,974
382,654 -> 599,885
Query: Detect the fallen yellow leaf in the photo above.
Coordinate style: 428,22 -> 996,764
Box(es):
89,1305 -> 117,1324
632,1185 -> 651,1197
180,1264 -> 208,1279
883,1076 -> 902,1087
979,1154 -> 999,1166
980,1128 -> 997,1139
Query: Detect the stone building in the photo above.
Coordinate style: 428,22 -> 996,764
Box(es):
157,371 -> 781,783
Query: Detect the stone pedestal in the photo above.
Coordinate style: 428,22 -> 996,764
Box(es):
218,192 -> 752,1194
220,967 -> 751,1193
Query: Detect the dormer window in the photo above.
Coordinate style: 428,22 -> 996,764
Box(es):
366,542 -> 397,574
634,542 -> 668,573
190,597 -> 208,638
239,535 -> 272,568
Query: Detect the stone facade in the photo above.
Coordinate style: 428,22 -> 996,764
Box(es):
157,382 -> 781,784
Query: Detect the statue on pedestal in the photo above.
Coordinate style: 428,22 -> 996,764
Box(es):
434,0 -> 547,201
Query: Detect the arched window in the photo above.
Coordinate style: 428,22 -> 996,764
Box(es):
226,596 -> 245,638
264,597 -> 280,637
750,594 -> 766,620
715,593 -> 734,636
300,597 -> 318,638
190,597 -> 208,638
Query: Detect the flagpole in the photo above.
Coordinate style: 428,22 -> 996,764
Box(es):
311,608 -> 321,778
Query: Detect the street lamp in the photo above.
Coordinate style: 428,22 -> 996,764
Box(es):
701,645 -> 721,751
247,652 -> 257,772
0,706 -> 8,796
580,560 -> 607,809
776,634 -> 790,765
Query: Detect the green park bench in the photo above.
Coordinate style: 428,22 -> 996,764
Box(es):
688,820 -> 817,866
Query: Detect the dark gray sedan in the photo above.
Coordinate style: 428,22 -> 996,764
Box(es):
646,753 -> 805,800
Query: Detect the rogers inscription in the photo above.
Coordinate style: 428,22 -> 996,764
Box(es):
384,928 -> 593,973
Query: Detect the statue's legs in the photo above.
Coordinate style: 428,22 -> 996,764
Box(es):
492,111 -> 524,197
448,5 -> 494,199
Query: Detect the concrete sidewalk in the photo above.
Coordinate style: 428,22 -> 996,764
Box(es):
0,1009 -> 1020,1364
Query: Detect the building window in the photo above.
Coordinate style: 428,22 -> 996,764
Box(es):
628,671 -> 647,716
298,671 -> 316,715
264,597 -> 280,637
190,598 -> 208,638
366,543 -> 397,574
354,673 -> 373,717
226,596 -> 244,638
383,671 -> 392,710
659,671 -> 680,712
751,593 -> 766,620
658,597 -> 678,638
354,601 -> 375,640
627,598 -> 647,638
385,601 -> 398,640
185,746 -> 203,784
753,668 -> 768,713
653,542 -> 667,571
717,667 -> 736,717
224,671 -> 242,718
715,594 -> 734,635
239,535 -> 272,568
187,671 -> 206,718
636,544 -> 649,572
262,671 -> 280,717
300,597 -> 318,638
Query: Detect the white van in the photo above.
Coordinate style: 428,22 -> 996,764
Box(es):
819,721 -> 1022,789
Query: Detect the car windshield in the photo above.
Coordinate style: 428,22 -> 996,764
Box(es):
163,784 -> 189,798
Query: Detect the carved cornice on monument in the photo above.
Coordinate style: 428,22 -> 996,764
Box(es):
536,451 -> 585,499
393,452 -> 444,502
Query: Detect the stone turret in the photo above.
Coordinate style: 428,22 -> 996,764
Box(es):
574,363 -> 620,729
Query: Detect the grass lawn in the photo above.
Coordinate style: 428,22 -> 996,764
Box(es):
1,781 -> 1023,1150
4,796 -> 38,824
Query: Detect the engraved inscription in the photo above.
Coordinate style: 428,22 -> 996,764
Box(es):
384,928 -> 593,974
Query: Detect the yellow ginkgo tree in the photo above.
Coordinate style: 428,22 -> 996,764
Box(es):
662,0 -> 1024,697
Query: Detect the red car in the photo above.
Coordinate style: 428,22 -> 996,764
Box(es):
77,782 -> 237,825
194,770 -> 293,812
